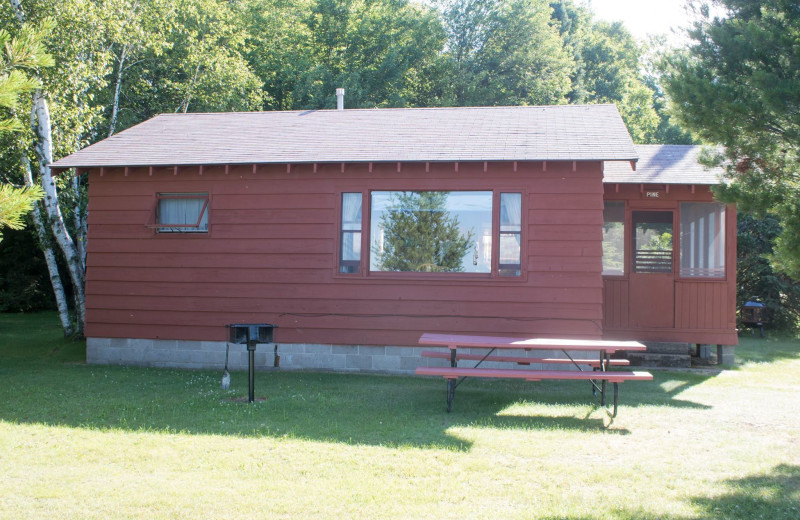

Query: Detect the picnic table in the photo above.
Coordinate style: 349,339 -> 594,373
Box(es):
415,333 -> 653,417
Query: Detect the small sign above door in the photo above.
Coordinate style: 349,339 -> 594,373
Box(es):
645,191 -> 661,198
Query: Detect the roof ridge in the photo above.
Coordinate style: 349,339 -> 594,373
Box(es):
152,103 -> 620,118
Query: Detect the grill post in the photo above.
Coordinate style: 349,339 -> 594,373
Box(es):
227,324 -> 277,403
247,340 -> 256,402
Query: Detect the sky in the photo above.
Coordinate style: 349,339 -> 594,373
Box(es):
581,0 -> 697,42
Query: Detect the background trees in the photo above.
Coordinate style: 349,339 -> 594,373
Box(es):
440,0 -> 572,106
662,0 -> 800,279
737,214 -> 800,332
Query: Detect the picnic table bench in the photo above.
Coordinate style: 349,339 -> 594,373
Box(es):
415,333 -> 653,417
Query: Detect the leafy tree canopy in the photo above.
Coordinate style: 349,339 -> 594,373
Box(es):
662,0 -> 800,277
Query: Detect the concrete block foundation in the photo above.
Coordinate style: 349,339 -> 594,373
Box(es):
86,338 -> 581,374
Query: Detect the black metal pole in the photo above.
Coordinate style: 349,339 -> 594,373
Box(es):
248,342 -> 255,403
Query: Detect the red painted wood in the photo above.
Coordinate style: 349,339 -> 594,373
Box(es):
87,238 -> 334,255
418,333 -> 647,352
420,350 -> 630,366
601,328 -> 738,345
602,279 -> 629,330
85,162 -> 608,345
530,209 -> 603,225
601,196 -> 737,344
415,366 -> 653,382
86,294 -> 600,322
85,280 -> 604,312
629,273 -> 675,328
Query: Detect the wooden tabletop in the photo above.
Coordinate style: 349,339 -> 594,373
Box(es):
419,333 -> 647,353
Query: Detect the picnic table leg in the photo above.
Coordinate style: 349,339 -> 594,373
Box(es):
446,378 -> 455,412
600,351 -> 607,407
611,383 -> 619,418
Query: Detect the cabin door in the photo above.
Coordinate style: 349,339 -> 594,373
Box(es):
629,210 -> 675,329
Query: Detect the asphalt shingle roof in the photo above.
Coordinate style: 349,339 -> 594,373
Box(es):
603,144 -> 724,185
52,104 -> 637,168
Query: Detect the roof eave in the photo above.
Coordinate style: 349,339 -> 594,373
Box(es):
51,156 -> 640,170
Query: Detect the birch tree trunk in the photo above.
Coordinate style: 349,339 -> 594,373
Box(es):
22,157 -> 74,336
72,174 -> 87,268
107,45 -> 128,137
31,91 -> 86,335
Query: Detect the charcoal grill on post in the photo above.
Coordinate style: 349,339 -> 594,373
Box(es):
227,324 -> 277,402
741,302 -> 767,338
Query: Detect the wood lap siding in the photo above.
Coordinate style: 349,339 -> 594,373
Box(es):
85,162 -> 605,345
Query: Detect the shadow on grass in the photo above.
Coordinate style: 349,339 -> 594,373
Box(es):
735,335 -> 800,366
0,361 -> 719,449
687,464 -> 800,520
1,312 -> 720,450
550,464 -> 800,520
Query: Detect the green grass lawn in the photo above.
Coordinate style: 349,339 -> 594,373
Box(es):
1,313 -> 798,519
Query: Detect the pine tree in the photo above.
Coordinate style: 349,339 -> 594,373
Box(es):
374,192 -> 474,272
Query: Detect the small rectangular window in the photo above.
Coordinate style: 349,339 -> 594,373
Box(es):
340,193 -> 362,273
680,202 -> 725,277
499,193 -> 522,276
602,201 -> 625,275
156,193 -> 208,233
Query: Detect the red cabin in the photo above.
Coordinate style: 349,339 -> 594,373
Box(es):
52,105 -> 736,371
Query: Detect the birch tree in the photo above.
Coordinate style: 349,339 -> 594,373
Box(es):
10,0 -> 88,334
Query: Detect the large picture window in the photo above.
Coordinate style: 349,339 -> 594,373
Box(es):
602,201 -> 625,275
680,202 -> 725,278
370,191 -> 493,273
156,193 -> 208,233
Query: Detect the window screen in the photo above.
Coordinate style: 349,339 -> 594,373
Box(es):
680,202 -> 725,277
602,201 -> 625,275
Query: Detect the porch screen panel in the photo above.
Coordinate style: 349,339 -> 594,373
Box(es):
680,202 -> 725,278
602,201 -> 625,275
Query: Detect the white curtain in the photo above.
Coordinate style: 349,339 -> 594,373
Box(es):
499,193 -> 522,273
341,193 -> 362,229
501,193 -> 522,230
158,195 -> 208,231
341,193 -> 362,263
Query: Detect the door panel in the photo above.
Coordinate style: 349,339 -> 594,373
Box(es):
629,210 -> 675,329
